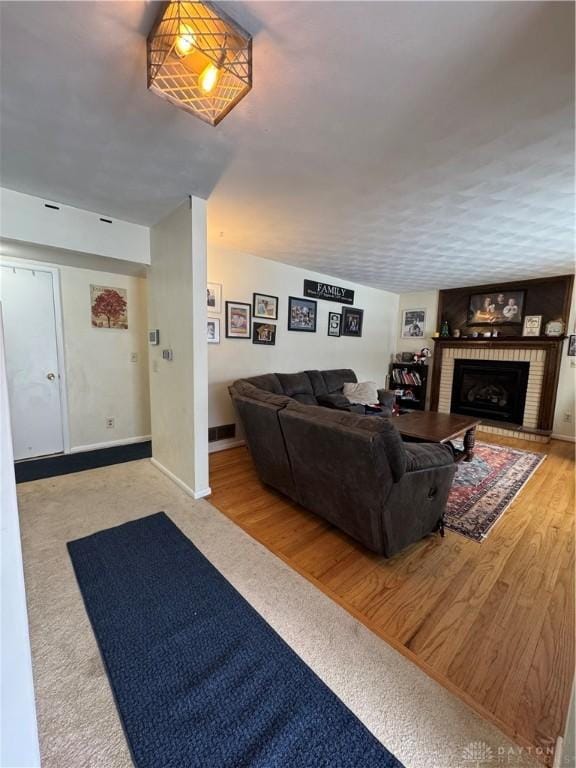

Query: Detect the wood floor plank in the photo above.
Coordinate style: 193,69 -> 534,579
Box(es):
209,437 -> 574,762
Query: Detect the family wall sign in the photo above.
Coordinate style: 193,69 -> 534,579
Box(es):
303,280 -> 354,305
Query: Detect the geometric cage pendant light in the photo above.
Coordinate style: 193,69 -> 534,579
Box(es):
147,1 -> 252,126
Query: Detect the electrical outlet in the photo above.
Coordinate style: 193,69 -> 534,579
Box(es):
130,352 -> 138,363
563,412 -> 572,423
152,360 -> 159,373
105,417 -> 115,429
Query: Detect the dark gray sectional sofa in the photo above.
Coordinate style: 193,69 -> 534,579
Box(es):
229,369 -> 456,557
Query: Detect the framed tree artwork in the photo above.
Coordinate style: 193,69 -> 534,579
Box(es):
225,301 -> 251,339
90,285 -> 128,329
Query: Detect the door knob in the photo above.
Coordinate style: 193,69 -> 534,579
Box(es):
46,373 -> 56,381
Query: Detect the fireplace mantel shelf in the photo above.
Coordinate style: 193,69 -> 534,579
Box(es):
432,336 -> 566,346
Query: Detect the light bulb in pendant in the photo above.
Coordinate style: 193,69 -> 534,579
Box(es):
174,23 -> 195,58
198,62 -> 220,94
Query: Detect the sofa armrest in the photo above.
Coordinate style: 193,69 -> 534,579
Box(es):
404,442 -> 455,472
377,389 -> 395,409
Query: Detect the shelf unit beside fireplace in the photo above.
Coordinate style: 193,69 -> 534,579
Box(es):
390,362 -> 429,411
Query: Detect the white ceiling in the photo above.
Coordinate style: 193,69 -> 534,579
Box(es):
0,1 -> 573,292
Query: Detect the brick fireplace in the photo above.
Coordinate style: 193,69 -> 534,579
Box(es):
430,339 -> 565,443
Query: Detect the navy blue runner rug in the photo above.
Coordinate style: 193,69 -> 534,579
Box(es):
68,512 -> 404,768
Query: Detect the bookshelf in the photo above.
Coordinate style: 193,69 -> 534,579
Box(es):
390,362 -> 429,412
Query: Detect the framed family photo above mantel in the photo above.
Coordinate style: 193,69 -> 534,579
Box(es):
468,290 -> 525,325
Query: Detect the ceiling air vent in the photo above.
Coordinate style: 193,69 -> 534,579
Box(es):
44,203 -> 60,210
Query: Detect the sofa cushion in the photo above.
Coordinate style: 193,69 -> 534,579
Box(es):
242,373 -> 283,394
316,393 -> 352,410
322,369 -> 357,394
304,370 -> 328,397
230,380 -> 291,407
343,381 -> 379,406
284,401 -> 406,481
276,372 -> 316,400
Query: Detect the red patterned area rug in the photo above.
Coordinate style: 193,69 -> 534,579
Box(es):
445,441 -> 546,542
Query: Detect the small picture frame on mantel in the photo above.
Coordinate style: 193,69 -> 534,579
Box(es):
522,315 -> 542,337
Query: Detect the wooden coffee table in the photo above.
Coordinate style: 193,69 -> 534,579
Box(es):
394,412 -> 481,462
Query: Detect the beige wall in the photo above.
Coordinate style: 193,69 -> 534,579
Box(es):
208,248 -> 399,443
148,199 -> 209,496
0,253 -> 151,450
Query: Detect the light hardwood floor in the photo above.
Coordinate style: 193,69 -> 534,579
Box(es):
209,435 -> 575,765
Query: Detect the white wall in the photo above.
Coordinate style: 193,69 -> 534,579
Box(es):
0,311 -> 40,768
0,187 -> 150,264
148,199 -> 209,497
208,248 -> 399,437
0,253 -> 151,451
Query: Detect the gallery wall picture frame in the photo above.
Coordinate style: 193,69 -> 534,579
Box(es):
253,292 -> 279,320
568,335 -> 576,357
252,322 -> 277,345
287,296 -> 317,332
522,314 -> 542,337
342,307 -> 364,337
207,317 -> 220,344
327,312 -> 341,337
207,282 -> 222,314
225,301 -> 251,339
468,290 -> 525,326
401,309 -> 426,338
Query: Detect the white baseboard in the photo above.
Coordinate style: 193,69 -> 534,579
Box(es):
70,435 -> 151,454
551,433 -> 576,443
209,438 -> 246,454
150,457 -> 212,500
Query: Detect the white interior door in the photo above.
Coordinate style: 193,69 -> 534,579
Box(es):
0,265 -> 65,460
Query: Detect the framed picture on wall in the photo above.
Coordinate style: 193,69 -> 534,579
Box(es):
568,335 -> 576,356
252,322 -> 276,345
327,312 -> 341,337
253,293 -> 278,320
401,309 -> 425,338
342,307 -> 364,337
90,285 -> 128,329
468,290 -> 525,325
207,317 -> 220,344
287,296 -> 317,332
225,301 -> 251,339
207,282 -> 222,313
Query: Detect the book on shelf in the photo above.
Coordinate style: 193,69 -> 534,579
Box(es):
391,368 -> 423,386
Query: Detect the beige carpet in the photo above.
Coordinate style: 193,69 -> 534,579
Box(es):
17,460 -> 541,768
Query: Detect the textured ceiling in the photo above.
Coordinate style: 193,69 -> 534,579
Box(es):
0,1 -> 573,292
